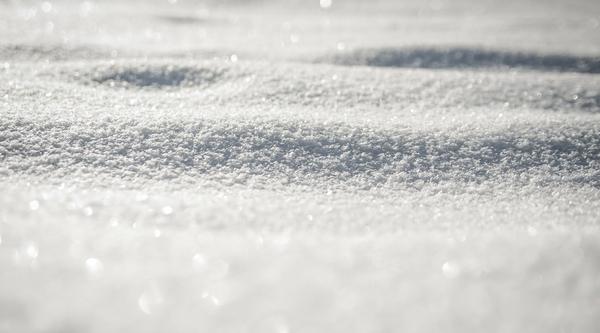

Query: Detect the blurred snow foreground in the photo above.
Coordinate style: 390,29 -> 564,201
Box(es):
1,0 -> 600,332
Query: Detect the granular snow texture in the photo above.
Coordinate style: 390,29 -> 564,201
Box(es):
1,0 -> 600,332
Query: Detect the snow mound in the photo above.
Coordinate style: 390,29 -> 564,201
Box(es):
321,47 -> 600,73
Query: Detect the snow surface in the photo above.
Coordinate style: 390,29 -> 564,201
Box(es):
1,0 -> 600,332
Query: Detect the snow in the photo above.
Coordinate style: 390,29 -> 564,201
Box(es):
1,0 -> 600,332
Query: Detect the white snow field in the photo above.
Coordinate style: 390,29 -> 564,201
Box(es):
1,0 -> 600,332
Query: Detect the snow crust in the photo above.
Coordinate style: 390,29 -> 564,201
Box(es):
1,0 -> 600,332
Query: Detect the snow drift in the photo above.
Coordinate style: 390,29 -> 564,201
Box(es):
1,0 -> 600,332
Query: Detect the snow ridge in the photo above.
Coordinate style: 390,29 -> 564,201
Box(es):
16,60 -> 599,114
2,117 -> 598,188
